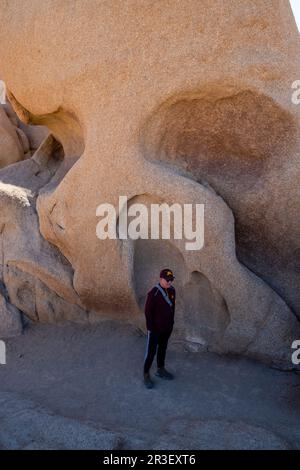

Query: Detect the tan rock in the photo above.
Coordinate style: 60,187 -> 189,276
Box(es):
2,102 -> 15,120
0,1 -> 299,366
18,122 -> 49,152
0,284 -> 23,339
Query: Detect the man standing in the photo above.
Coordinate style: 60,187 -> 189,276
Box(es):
143,268 -> 176,389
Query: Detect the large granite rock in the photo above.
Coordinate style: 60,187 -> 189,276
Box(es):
0,1 -> 299,366
0,391 -> 122,450
0,81 -> 5,104
0,281 -> 23,339
0,105 -> 24,168
0,101 -> 49,168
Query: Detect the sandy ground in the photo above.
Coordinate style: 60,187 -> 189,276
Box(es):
0,319 -> 299,450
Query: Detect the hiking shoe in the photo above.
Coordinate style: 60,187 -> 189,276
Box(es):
155,368 -> 174,380
143,373 -> 154,389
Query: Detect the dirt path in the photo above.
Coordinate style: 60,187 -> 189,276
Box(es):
0,320 -> 299,449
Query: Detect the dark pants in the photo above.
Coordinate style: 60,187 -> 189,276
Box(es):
144,330 -> 173,374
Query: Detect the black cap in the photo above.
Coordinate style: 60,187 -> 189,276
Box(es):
160,268 -> 175,281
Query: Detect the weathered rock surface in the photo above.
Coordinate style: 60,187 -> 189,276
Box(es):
0,101 -> 49,167
0,282 -> 23,338
0,1 -> 299,367
0,136 -> 92,329
0,81 -> 5,104
0,391 -> 122,450
152,419 -> 290,450
0,322 -> 299,450
0,105 -> 23,168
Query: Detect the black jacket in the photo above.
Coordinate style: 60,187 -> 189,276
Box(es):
144,283 -> 176,333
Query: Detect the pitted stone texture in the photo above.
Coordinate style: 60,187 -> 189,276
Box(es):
0,1 -> 298,366
0,102 -> 49,168
0,391 -> 122,450
0,105 -> 23,168
0,288 -> 22,339
152,418 -> 290,450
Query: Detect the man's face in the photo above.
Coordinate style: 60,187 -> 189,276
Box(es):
160,278 -> 173,289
